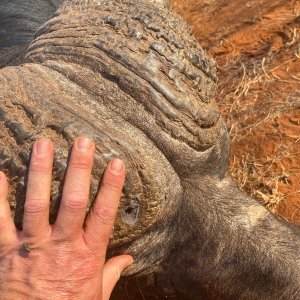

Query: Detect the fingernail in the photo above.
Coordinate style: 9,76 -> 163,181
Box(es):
124,256 -> 134,270
76,137 -> 93,151
35,140 -> 51,156
110,158 -> 124,175
126,256 -> 134,266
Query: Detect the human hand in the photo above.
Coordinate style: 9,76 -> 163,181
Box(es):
0,137 -> 133,300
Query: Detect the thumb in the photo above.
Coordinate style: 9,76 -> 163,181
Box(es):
102,255 -> 133,300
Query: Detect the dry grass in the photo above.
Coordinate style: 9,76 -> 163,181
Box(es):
172,0 -> 300,221
230,140 -> 299,212
216,37 -> 300,211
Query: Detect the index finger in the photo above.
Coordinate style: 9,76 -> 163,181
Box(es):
83,159 -> 125,254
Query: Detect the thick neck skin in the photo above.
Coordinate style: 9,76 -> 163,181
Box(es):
0,1 -> 185,276
0,62 -> 181,273
0,1 -> 188,279
25,0 -> 222,178
156,175 -> 300,299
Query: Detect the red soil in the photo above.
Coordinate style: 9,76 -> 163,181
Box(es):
173,0 -> 300,223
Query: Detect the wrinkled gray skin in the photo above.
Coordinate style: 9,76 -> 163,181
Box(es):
1,1 -> 300,299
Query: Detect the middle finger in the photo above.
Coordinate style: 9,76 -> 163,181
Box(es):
53,137 -> 95,238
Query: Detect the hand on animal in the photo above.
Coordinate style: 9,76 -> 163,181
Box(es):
1,0 -> 300,299
0,137 -> 133,300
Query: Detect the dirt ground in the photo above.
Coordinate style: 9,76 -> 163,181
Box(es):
112,0 -> 300,298
173,0 -> 300,221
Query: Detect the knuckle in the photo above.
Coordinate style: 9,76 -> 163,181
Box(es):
62,193 -> 87,212
70,156 -> 92,170
101,178 -> 122,192
30,160 -> 52,174
93,205 -> 116,226
24,199 -> 49,214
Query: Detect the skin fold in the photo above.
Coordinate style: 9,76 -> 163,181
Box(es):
1,0 -> 300,299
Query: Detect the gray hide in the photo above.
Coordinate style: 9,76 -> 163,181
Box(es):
1,1 -> 300,299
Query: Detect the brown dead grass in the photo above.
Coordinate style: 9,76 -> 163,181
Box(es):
220,51 -> 300,212
219,52 -> 300,211
174,0 -> 300,218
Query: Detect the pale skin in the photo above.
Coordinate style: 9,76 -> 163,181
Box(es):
0,137 -> 133,300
